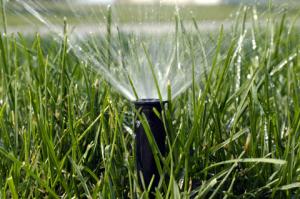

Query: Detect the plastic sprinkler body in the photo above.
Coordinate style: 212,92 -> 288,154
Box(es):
134,99 -> 167,193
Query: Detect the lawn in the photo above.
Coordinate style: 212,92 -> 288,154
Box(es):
1,1 -> 300,198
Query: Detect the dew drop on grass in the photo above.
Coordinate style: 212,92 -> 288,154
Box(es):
253,8 -> 258,21
264,118 -> 268,143
124,125 -> 134,137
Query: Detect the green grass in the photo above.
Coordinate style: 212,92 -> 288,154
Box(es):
1,1 -> 300,198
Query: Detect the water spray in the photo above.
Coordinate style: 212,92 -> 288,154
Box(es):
134,99 -> 167,193
12,0 -> 216,196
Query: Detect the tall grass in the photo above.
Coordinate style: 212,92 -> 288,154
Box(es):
1,2 -> 300,199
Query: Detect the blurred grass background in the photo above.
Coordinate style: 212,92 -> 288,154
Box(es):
4,2 -> 300,26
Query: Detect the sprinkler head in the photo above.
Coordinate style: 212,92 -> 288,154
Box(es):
134,99 -> 167,193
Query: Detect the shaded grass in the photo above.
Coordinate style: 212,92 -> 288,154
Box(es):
0,2 -> 300,199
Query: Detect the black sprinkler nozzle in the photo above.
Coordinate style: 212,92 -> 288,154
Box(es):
134,99 -> 167,193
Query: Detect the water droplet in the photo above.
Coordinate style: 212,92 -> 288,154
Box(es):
264,118 -> 268,142
253,9 -> 258,21
136,120 -> 141,128
178,62 -> 181,70
252,39 -> 257,50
